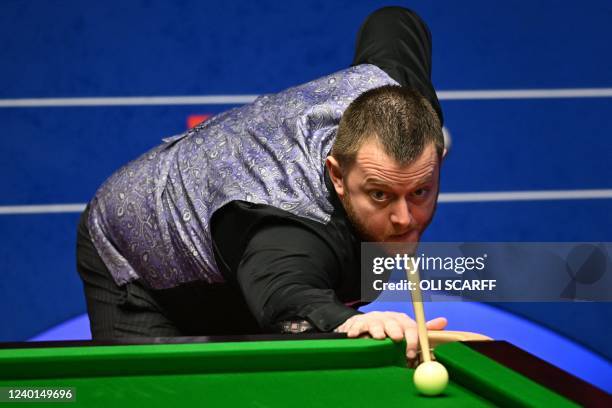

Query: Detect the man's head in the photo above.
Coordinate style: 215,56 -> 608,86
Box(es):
326,85 -> 443,243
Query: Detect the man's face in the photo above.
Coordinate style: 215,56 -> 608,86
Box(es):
327,139 -> 440,243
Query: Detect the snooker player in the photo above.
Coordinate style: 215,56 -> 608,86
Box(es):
76,6 -> 448,358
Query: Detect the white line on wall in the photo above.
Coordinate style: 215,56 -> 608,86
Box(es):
0,204 -> 86,215
0,95 -> 259,107
439,189 -> 612,202
1,189 -> 610,215
1,88 -> 612,107
436,88 -> 612,100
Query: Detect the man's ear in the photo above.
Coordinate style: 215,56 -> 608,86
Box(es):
442,126 -> 451,161
325,156 -> 345,198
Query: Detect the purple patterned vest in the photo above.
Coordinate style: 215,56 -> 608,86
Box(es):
88,64 -> 398,289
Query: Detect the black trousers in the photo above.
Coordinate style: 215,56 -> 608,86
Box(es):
76,206 -> 261,339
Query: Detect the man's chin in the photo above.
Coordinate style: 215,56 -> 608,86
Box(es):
374,240 -> 419,257
384,231 -> 420,243
360,232 -> 420,244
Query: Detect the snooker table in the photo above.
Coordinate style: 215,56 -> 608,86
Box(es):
0,333 -> 609,407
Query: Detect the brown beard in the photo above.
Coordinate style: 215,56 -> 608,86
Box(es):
340,192 -> 379,242
341,192 -> 417,257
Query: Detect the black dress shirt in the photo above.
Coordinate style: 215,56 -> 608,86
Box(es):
211,170 -> 363,332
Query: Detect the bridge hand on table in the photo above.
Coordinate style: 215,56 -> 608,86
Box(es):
334,311 -> 447,359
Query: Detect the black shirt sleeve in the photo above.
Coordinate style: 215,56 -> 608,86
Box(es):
234,221 -> 360,332
210,167 -> 363,334
352,6 -> 443,124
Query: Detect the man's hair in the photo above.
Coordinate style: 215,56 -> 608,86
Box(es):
331,85 -> 443,170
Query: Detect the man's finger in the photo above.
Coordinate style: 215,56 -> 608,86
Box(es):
383,318 -> 404,342
404,327 -> 418,359
391,312 -> 417,330
347,319 -> 366,337
369,321 -> 386,339
425,317 -> 448,330
336,315 -> 358,333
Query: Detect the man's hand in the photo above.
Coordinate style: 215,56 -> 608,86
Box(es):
335,311 -> 447,359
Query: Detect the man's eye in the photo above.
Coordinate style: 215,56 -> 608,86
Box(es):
370,191 -> 388,201
413,188 -> 430,198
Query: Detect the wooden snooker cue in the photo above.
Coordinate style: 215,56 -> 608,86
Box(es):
405,258 -> 432,362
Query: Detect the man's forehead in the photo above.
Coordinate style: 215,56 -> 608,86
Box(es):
353,140 -> 439,184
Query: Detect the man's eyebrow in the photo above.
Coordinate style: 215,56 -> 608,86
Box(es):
362,177 -> 390,185
363,174 -> 434,186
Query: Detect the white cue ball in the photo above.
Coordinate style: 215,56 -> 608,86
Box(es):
413,361 -> 449,396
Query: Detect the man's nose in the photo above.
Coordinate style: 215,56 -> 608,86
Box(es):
389,199 -> 413,229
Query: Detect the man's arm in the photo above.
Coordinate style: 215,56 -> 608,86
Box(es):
352,6 -> 443,125
232,221 -> 448,359
235,222 -> 359,332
